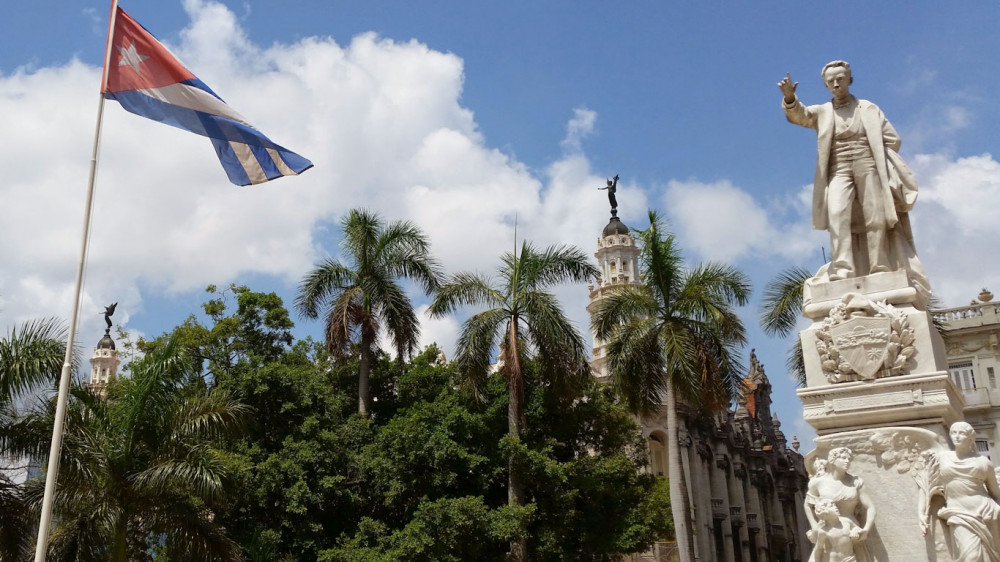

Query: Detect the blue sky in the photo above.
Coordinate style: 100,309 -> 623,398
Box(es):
4,0 -> 1000,448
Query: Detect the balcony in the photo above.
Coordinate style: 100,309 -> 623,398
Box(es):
961,387 -> 996,410
933,302 -> 999,328
711,498 -> 728,520
746,513 -> 760,530
729,506 -> 745,527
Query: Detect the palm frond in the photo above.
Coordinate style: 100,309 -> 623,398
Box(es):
605,316 -> 668,417
453,308 -> 507,399
324,287 -> 365,359
427,272 -> 504,317
590,285 -> 658,341
517,243 -> 599,289
294,259 -> 356,319
0,318 -> 66,405
0,474 -> 29,561
758,266 -> 810,337
787,340 -> 807,387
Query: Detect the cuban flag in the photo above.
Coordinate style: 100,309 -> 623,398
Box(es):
104,7 -> 312,186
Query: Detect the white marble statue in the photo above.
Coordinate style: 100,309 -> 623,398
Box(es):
920,421 -> 1000,562
806,447 -> 876,562
779,61 -> 929,292
812,498 -> 863,562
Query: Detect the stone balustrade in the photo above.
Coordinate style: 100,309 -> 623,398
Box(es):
932,301 -> 999,324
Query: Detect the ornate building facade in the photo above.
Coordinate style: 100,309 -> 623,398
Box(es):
933,288 -> 1000,460
587,212 -> 811,562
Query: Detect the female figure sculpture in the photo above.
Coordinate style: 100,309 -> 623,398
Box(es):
920,422 -> 1000,561
806,447 -> 876,562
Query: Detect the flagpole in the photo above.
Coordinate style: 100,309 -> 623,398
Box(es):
33,1 -> 119,559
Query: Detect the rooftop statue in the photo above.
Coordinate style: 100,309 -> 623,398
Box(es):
103,302 -> 117,333
779,61 -> 929,293
598,174 -> 619,212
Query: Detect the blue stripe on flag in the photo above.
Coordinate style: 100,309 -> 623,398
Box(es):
209,138 -> 251,186
107,88 -> 312,185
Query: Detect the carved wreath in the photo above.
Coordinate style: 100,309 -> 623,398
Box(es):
815,297 -> 916,383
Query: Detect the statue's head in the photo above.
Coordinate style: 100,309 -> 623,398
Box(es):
821,60 -> 852,101
827,447 -> 853,471
949,421 -> 976,451
813,497 -> 840,521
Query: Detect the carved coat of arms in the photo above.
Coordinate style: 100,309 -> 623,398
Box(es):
814,293 -> 916,383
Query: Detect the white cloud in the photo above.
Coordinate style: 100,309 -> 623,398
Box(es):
560,108 -> 597,154
0,1 -> 613,361
415,304 -> 460,359
662,179 -> 821,263
908,152 -> 1000,307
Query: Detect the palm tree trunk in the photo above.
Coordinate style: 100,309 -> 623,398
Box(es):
506,321 -> 528,562
665,382 -> 694,562
111,518 -> 129,562
358,345 -> 371,416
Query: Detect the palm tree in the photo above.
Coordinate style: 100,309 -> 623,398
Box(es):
14,338 -> 250,561
296,208 -> 441,417
428,240 -> 598,561
0,318 -> 65,561
590,210 -> 751,562
758,266 -> 811,386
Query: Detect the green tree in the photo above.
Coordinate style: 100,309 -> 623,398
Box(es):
590,211 -> 751,562
323,354 -> 670,562
16,339 -> 251,561
143,285 -> 667,560
428,240 -> 598,561
0,319 -> 65,561
758,266 -> 811,386
296,208 -> 441,417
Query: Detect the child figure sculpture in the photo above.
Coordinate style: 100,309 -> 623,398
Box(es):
811,498 -> 862,562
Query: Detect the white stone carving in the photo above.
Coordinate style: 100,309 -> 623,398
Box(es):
815,293 -> 916,383
805,447 -> 876,562
919,422 -> 1000,562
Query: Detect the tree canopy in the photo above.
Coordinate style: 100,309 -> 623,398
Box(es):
14,284 -> 671,560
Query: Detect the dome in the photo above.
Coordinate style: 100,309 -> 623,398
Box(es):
602,216 -> 630,237
97,332 -> 116,351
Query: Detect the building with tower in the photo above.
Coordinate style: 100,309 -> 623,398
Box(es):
587,211 -> 811,562
87,328 -> 120,399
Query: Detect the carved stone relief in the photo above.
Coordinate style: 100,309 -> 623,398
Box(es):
815,293 -> 916,383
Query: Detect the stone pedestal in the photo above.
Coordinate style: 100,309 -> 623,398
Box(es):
796,272 -> 973,561
796,270 -> 961,435
799,372 -> 964,435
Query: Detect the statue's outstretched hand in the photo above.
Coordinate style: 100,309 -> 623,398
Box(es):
778,73 -> 798,103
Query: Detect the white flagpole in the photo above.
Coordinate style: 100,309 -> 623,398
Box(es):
33,1 -> 120,559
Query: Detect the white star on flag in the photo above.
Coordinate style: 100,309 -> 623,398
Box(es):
117,40 -> 148,75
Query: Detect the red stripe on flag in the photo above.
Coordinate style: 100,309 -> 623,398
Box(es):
105,7 -> 196,93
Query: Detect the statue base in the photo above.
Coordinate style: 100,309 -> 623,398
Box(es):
798,267 -> 958,434
803,269 -> 929,320
798,371 -> 964,435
